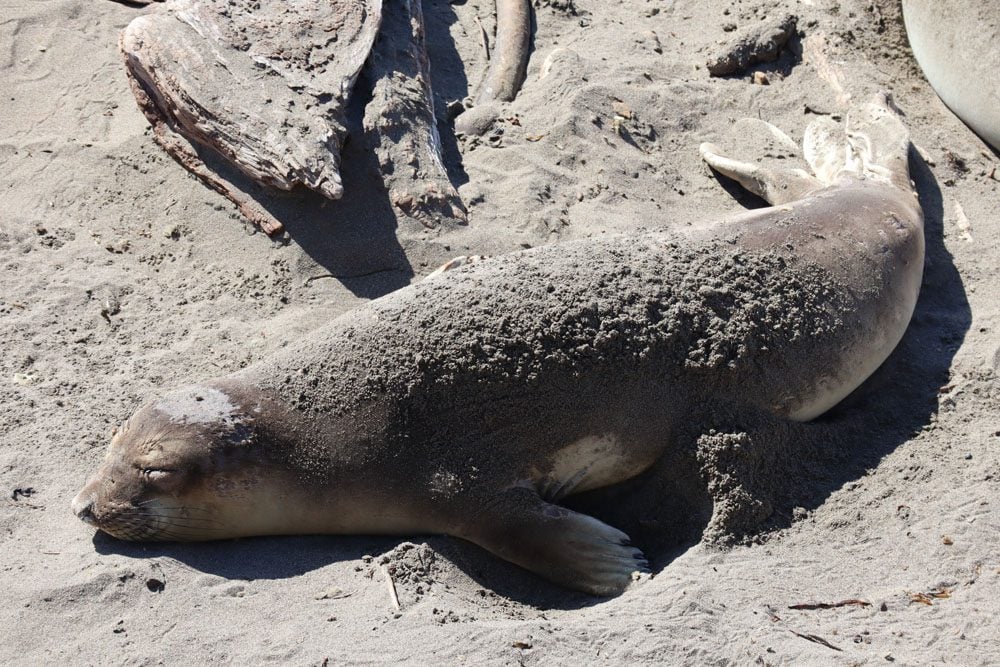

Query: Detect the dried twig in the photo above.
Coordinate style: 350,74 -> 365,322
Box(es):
953,201 -> 973,242
788,629 -> 843,652
473,15 -> 490,61
788,599 -> 871,610
908,587 -> 953,605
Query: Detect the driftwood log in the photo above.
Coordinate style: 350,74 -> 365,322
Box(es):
477,0 -> 531,104
363,0 -> 467,228
454,0 -> 532,137
120,0 -> 382,234
706,14 -> 798,77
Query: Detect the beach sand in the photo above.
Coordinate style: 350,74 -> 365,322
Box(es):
1,0 -> 997,663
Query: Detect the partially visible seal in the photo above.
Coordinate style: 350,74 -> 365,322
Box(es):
73,94 -> 924,596
903,0 -> 1000,151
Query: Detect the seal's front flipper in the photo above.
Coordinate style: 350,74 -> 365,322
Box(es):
457,487 -> 649,596
700,142 -> 823,206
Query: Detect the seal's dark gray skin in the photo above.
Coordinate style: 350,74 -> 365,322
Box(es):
72,95 -> 924,596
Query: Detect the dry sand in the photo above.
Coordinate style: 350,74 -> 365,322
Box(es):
1,0 -> 998,664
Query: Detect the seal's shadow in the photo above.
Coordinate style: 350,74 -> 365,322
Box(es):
91,530 -> 614,610
93,531 -> 399,581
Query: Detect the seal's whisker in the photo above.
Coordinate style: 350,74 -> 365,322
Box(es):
156,523 -> 219,537
149,505 -> 216,515
137,516 -> 224,531
153,519 -> 223,531
154,515 -> 223,525
133,499 -> 214,514
128,510 -> 224,526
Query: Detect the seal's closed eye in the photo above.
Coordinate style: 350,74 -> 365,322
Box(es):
138,467 -> 186,494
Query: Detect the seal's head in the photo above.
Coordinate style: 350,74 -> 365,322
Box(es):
71,384 -> 282,541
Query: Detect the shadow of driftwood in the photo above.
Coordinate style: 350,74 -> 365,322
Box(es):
188,139 -> 412,300
187,91 -> 415,298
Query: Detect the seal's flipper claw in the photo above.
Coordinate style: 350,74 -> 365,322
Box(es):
458,488 -> 647,596
700,143 -> 822,206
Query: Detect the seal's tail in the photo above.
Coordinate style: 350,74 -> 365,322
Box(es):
701,92 -> 914,205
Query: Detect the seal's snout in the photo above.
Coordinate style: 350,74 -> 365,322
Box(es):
71,492 -> 97,526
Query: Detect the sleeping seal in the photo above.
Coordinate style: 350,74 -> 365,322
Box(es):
902,0 -> 1000,151
72,94 -> 923,595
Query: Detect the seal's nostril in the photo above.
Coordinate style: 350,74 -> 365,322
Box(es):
71,495 -> 97,525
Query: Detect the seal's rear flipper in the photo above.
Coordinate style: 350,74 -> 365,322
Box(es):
699,143 -> 823,206
703,93 -> 914,205
457,487 -> 649,596
806,93 -> 912,193
803,116 -> 848,186
844,92 -> 913,193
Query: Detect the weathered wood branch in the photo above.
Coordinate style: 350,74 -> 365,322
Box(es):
363,0 -> 466,228
120,0 -> 382,233
477,0 -> 532,104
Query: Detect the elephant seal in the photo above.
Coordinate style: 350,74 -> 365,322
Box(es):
72,94 -> 923,596
903,0 -> 1000,151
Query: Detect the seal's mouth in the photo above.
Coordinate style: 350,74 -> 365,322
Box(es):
71,495 -> 160,540
77,511 -> 98,527
72,492 -> 223,542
